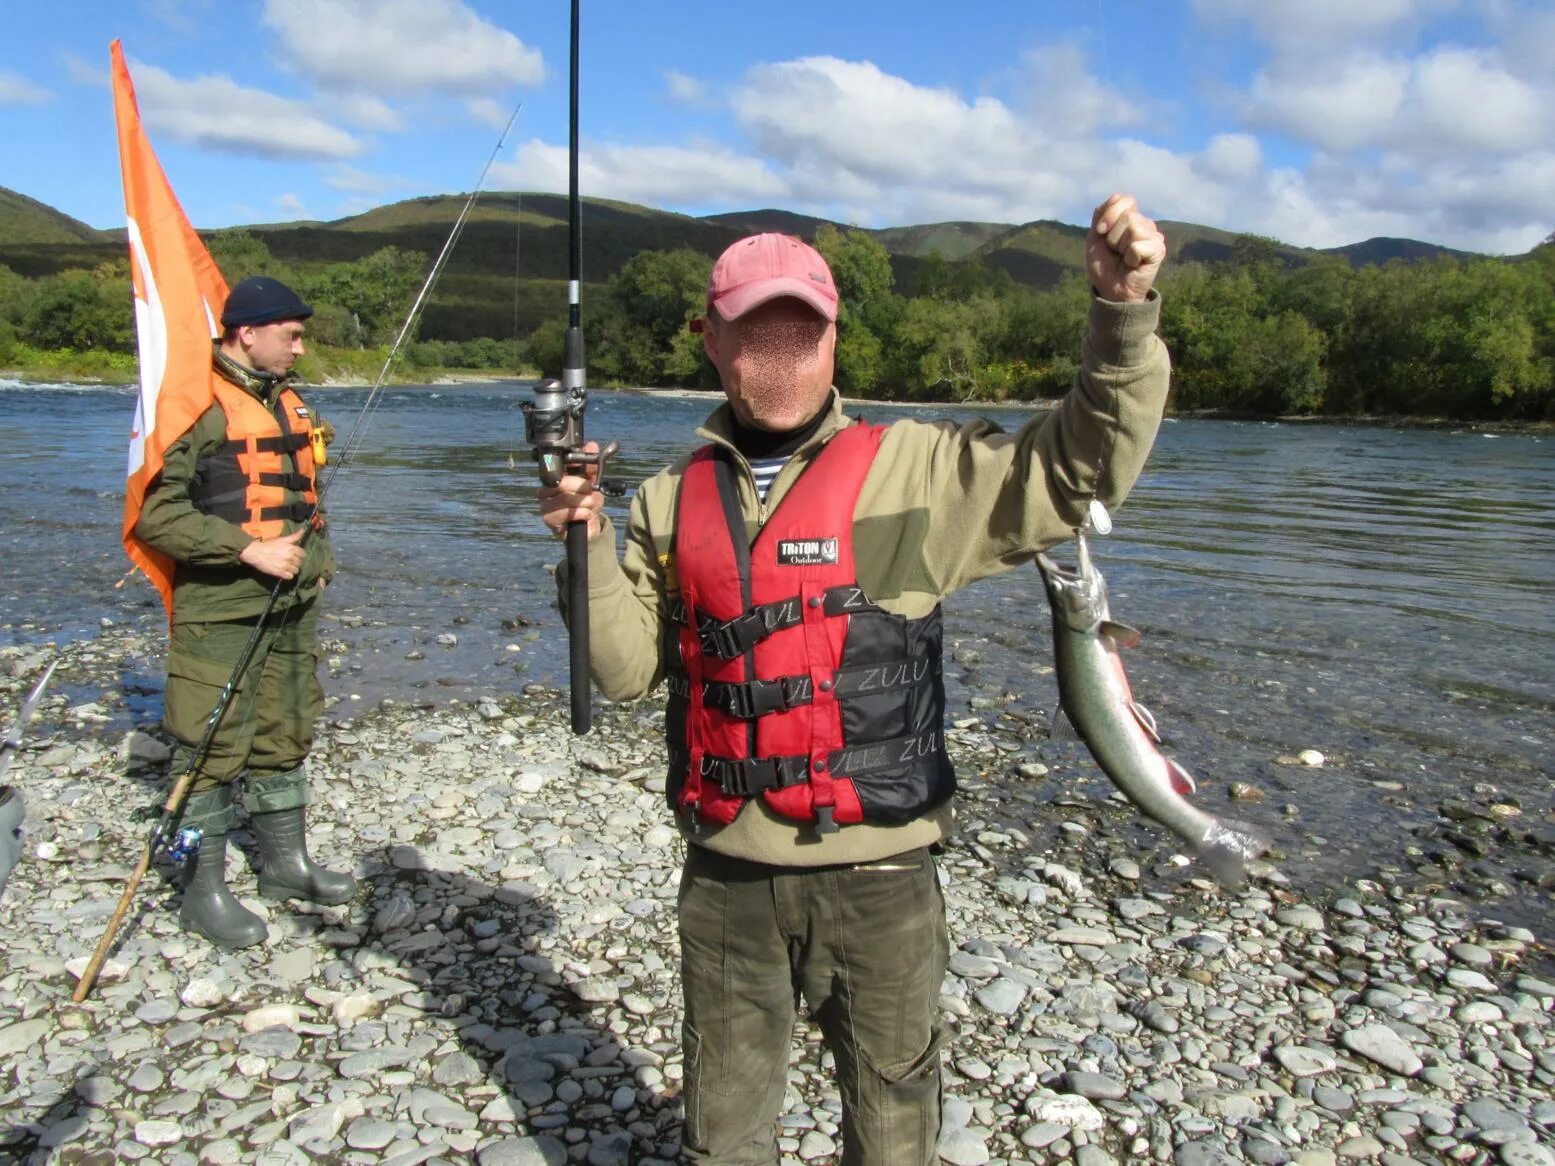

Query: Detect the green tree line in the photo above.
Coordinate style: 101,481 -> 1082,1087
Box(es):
0,232 -> 519,380
568,227 -> 1555,421
4,224 -> 1552,421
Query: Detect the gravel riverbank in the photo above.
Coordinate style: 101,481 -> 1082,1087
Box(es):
1,629 -> 1551,1166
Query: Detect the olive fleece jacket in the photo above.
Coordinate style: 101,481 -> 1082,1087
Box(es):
134,357 -> 335,624
564,292 -> 1171,866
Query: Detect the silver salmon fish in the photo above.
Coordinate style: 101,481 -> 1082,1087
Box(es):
1036,533 -> 1269,886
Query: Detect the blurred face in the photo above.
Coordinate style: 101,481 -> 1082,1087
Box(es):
702,297 -> 836,431
235,319 -> 307,376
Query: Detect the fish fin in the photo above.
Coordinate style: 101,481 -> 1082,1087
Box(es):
1128,700 -> 1163,744
1048,706 -> 1081,742
1165,756 -> 1197,796
1100,620 -> 1142,649
1194,817 -> 1272,889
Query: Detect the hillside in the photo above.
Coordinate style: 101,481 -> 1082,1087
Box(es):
872,221 -> 1011,261
0,185 -> 1501,310
0,185 -> 110,246
1321,236 -> 1480,266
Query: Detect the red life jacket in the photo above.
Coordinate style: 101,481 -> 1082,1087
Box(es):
667,422 -> 954,832
191,379 -> 319,539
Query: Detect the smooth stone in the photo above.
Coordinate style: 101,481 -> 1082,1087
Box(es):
345,1118 -> 399,1150
1274,1045 -> 1339,1077
937,1128 -> 991,1166
476,1136 -> 568,1166
1339,1025 -> 1422,1076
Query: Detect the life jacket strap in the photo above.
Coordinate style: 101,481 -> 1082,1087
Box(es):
219,433 -> 310,456
670,748 -> 810,797
705,674 -> 813,719
671,726 -> 945,799
255,471 -> 314,492
257,501 -> 315,523
670,585 -> 881,661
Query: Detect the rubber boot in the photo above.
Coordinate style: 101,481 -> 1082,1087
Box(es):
178,786 -> 266,949
251,805 -> 357,906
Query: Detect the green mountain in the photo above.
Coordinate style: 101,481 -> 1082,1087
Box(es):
701,208 -> 839,239
0,185 -> 111,246
1320,236 -> 1480,266
0,184 -> 1508,343
873,221 -> 1012,261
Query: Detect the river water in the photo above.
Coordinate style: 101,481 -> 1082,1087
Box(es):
2,380 -> 1551,935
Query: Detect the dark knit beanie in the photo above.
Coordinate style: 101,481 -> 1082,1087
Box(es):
220,276 -> 314,328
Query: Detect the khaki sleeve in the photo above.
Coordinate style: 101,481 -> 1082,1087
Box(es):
554,481 -> 672,703
913,291 -> 1171,595
133,409 -> 255,566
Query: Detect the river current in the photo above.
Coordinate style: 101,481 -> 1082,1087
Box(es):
2,380 -> 1550,935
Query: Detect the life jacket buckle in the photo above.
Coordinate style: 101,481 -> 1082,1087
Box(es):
814,805 -> 838,835
699,610 -> 765,659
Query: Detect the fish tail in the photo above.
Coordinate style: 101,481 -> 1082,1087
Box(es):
1194,816 -> 1272,889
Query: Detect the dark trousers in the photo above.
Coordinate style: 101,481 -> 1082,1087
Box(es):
162,601 -> 322,792
677,843 -> 949,1166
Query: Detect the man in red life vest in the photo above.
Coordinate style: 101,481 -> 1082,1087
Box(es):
135,276 -> 355,949
539,194 -> 1170,1165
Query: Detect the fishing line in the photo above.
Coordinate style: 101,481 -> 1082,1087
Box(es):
509,189 -> 523,471
319,99 -> 525,497
1085,0 -> 1125,532
1091,0 -> 1126,199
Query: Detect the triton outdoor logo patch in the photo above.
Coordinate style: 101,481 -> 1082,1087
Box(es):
776,537 -> 839,566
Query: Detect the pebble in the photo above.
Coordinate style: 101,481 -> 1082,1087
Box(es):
0,642 -> 1549,1166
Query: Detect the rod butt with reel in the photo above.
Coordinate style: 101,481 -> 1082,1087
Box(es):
522,0 -> 623,736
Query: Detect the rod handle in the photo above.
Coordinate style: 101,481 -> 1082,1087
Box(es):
567,519 -> 592,734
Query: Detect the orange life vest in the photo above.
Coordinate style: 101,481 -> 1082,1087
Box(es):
190,378 -> 319,539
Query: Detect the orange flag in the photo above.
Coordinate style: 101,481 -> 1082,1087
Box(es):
112,39 -> 229,619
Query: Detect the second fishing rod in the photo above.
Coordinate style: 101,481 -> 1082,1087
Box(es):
73,103 -> 526,1003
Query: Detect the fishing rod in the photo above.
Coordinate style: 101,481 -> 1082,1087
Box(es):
73,101 -> 526,1003
523,0 -> 621,736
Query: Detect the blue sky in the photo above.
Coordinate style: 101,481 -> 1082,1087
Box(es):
1,0 -> 1552,254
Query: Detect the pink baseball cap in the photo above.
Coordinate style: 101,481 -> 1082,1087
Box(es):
706,233 -> 838,322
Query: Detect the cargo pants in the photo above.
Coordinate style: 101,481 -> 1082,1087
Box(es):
163,599 -> 323,794
677,843 -> 950,1166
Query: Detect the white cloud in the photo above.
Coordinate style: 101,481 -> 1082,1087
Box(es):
64,55 -> 107,87
494,138 -> 788,210
0,70 -> 52,105
1193,2 -> 1555,252
1410,47 -> 1548,152
472,30 -> 1549,256
1191,0 -> 1451,49
1244,46 -> 1551,157
1244,53 -> 1410,150
1198,133 -> 1263,182
262,0 -> 544,96
494,53 -> 1182,233
1010,43 -> 1141,136
336,93 -> 403,132
665,71 -> 707,106
129,59 -> 362,160
466,97 -> 520,132
719,55 -> 1144,227
1486,1 -> 1555,74
324,165 -> 395,194
734,57 -> 1027,187
143,0 -> 215,35
275,192 -> 308,218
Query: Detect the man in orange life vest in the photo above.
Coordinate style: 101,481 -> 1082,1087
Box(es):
539,194 -> 1170,1165
135,276 -> 355,949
